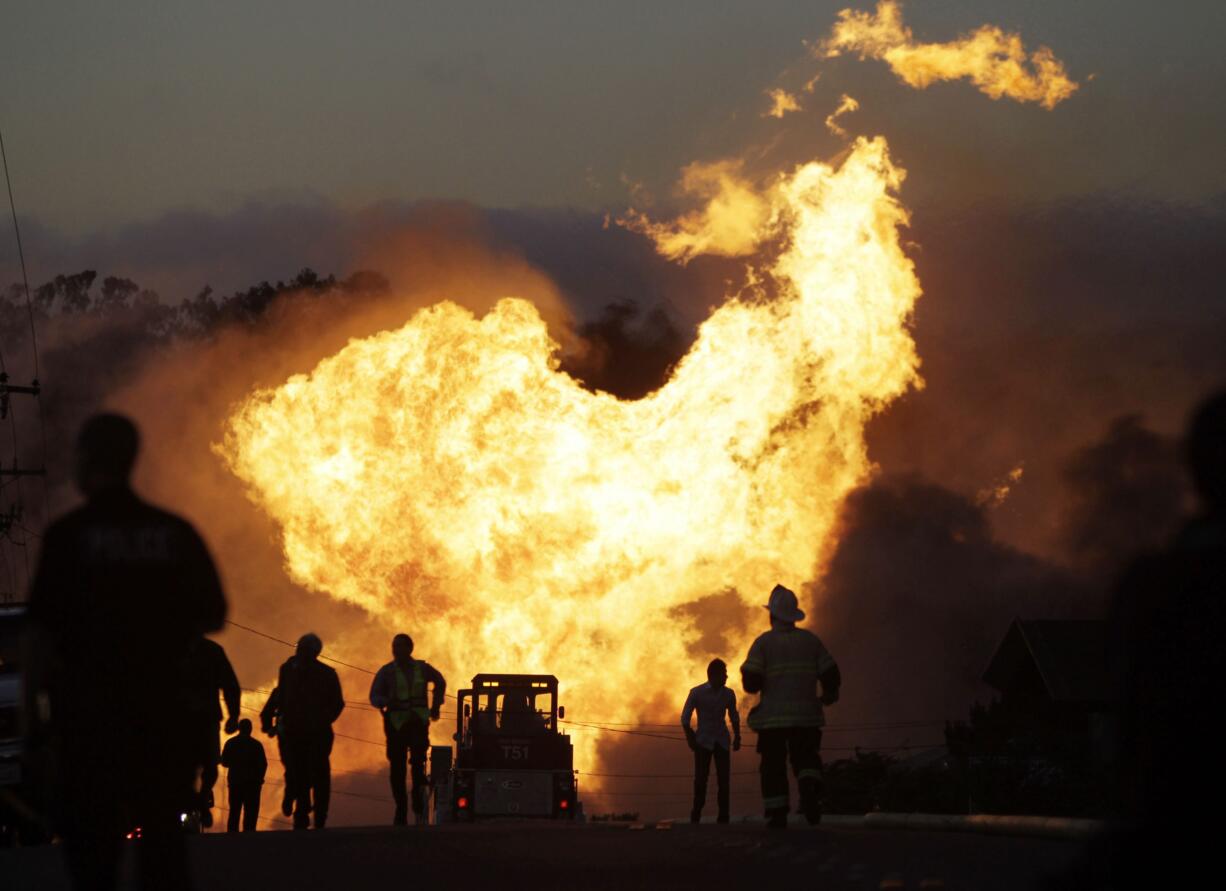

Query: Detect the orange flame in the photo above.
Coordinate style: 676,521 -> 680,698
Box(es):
617,159 -> 770,264
825,94 -> 861,138
218,137 -> 922,773
977,463 -> 1025,509
764,88 -> 802,119
822,1 -> 1078,109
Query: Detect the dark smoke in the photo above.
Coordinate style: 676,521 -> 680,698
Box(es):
1056,414 -> 1189,576
1,269 -> 393,514
811,409 -> 1192,743
813,474 -> 1089,736
560,300 -> 686,399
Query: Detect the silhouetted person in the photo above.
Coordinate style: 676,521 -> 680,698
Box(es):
220,719 -> 266,832
682,658 -> 741,824
1108,389 -> 1226,885
260,633 -> 343,829
500,690 -> 546,735
473,700 -> 498,735
27,413 -> 226,889
183,636 -> 240,828
369,633 -> 445,825
740,584 -> 840,829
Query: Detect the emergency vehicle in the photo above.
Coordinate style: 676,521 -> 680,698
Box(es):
432,674 -> 578,822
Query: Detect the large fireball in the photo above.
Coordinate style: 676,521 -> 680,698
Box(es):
218,137 -> 922,770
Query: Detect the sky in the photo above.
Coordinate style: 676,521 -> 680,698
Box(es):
2,2 -> 1225,821
2,0 -> 1224,238
3,0 -> 1223,561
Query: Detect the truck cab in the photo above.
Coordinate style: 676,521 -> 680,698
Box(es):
435,674 -> 577,822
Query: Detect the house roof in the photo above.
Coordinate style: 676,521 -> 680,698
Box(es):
983,618 -> 1114,705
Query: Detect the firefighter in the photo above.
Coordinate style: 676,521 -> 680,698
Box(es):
183,636 -> 240,828
740,584 -> 840,829
27,414 -> 227,889
681,658 -> 741,824
260,633 -> 344,830
220,719 -> 267,832
369,633 -> 446,826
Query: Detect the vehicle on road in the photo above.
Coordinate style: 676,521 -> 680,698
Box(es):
0,605 -> 44,846
433,674 -> 578,822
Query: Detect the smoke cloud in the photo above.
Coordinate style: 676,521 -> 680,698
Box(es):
814,473 -> 1088,734
803,406 -> 1190,753
1055,415 -> 1189,577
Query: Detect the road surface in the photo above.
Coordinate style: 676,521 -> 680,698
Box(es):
2,821 -> 1084,890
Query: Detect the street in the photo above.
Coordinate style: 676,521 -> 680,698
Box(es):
1,821 -> 1084,890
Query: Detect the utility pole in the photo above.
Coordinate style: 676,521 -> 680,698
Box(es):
0,373 -> 46,479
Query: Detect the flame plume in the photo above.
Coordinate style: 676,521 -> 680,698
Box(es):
764,88 -> 802,119
218,137 -> 922,771
822,1 -> 1078,109
826,94 -> 862,138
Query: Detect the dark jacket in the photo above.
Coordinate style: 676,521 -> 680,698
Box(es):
261,655 -> 344,737
184,638 -> 240,725
221,734 -> 268,787
27,488 -> 226,726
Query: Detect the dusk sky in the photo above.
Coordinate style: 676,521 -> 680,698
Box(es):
3,1 -> 1224,238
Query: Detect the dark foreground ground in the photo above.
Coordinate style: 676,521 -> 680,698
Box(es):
1,821 -> 1083,890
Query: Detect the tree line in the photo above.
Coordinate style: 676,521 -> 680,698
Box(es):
1,267 -> 392,347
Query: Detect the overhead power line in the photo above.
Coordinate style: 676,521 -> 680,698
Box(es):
0,121 -> 49,604
224,615 -> 949,755
225,619 -> 377,676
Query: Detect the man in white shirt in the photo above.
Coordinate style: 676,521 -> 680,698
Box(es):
681,658 -> 741,824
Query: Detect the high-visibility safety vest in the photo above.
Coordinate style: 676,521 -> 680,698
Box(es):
387,661 -> 429,731
741,626 -> 836,731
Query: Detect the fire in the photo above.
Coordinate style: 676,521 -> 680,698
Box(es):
218,137 -> 922,774
825,94 -> 861,138
764,88 -> 802,119
618,159 -> 770,263
977,464 -> 1026,509
822,1 -> 1078,109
